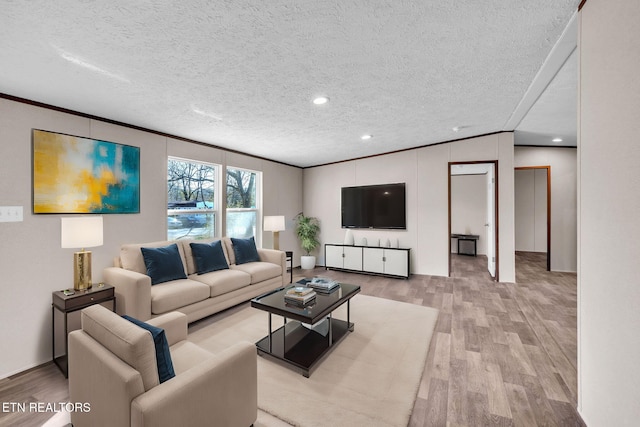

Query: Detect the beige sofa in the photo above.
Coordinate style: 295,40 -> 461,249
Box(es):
104,237 -> 286,322
69,304 -> 257,427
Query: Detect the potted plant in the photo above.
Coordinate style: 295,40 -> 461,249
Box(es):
294,212 -> 320,270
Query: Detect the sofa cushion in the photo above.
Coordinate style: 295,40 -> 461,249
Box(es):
181,238 -> 231,275
121,240 -> 188,275
190,241 -> 229,274
190,269 -> 252,297
141,244 -> 188,285
123,315 -> 175,384
231,237 -> 260,264
231,261 -> 282,284
150,279 -> 210,315
81,305 -> 159,391
169,341 -> 214,375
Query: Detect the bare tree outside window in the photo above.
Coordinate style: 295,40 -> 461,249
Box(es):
226,167 -> 260,239
167,158 -> 218,240
226,168 -> 256,208
168,160 -> 215,207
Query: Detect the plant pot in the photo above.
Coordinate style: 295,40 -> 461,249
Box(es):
300,255 -> 316,270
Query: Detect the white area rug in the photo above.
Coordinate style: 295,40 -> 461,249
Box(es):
41,410 -> 70,427
190,294 -> 438,427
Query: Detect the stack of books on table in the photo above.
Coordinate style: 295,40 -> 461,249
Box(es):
284,286 -> 316,306
308,277 -> 340,293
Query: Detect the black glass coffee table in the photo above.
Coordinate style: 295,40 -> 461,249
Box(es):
250,280 -> 361,377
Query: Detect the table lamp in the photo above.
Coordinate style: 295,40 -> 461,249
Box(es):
263,215 -> 285,250
61,217 -> 103,290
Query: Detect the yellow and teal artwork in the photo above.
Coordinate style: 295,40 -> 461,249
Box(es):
32,129 -> 140,214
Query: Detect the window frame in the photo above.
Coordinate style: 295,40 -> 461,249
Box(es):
167,156 -> 221,240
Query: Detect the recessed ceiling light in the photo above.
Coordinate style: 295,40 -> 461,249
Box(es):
361,134 -> 373,141
312,96 -> 329,105
552,138 -> 563,143
452,126 -> 463,132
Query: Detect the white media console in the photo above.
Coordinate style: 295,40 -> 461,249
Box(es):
324,244 -> 411,279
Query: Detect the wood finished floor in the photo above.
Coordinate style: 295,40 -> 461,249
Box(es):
0,252 -> 582,427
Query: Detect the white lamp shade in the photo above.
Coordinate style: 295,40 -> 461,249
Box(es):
61,217 -> 104,249
263,215 -> 285,232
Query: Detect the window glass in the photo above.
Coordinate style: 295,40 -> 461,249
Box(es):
226,168 -> 257,208
226,211 -> 256,239
167,158 -> 218,240
226,167 -> 260,240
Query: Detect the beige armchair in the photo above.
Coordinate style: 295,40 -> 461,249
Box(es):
68,304 -> 257,427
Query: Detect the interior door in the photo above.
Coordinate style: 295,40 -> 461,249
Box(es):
486,164 -> 496,277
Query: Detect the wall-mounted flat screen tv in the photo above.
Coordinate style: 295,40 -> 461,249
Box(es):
341,183 -> 406,229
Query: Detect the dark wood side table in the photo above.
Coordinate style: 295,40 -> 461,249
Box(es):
451,234 -> 480,256
52,283 -> 115,377
285,251 -> 293,283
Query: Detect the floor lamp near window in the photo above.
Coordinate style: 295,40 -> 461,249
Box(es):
264,216 -> 285,250
61,217 -> 104,290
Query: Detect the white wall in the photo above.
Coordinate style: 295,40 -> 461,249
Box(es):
303,150 -> 418,266
578,1 -> 640,425
0,97 -> 302,379
451,174 -> 487,254
303,132 -> 515,281
514,168 -> 548,253
514,146 -> 576,272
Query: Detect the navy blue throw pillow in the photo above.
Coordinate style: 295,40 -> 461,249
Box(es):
190,241 -> 229,274
140,244 -> 187,285
122,315 -> 175,384
231,236 -> 260,264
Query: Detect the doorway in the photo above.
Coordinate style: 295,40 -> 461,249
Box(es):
514,166 -> 551,271
448,161 -> 499,281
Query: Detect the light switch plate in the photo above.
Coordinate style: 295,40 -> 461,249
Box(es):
0,206 -> 23,222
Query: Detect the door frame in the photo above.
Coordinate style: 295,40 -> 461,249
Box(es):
448,160 -> 499,281
514,166 -> 551,271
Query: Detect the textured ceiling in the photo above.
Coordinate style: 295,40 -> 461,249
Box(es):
515,50 -> 577,147
0,1 -> 579,167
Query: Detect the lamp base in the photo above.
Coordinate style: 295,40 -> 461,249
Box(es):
73,250 -> 93,290
273,231 -> 280,251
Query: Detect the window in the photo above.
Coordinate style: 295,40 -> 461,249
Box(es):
226,167 -> 261,240
167,157 -> 219,240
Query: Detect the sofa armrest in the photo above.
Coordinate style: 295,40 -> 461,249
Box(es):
69,330 -> 146,427
103,267 -> 152,321
146,312 -> 187,346
258,248 -> 287,284
131,341 -> 257,427
257,247 -> 284,265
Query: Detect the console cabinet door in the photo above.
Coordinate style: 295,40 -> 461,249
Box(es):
363,247 -> 385,274
343,246 -> 363,271
325,245 -> 345,268
383,249 -> 409,277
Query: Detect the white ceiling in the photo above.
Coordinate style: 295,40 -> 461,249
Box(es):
0,1 -> 579,168
515,49 -> 577,147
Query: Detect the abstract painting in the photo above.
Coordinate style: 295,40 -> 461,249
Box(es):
32,129 -> 140,214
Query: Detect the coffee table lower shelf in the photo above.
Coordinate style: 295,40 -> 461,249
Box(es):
256,318 -> 354,377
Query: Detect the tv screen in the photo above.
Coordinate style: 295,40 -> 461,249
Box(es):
341,183 -> 406,229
